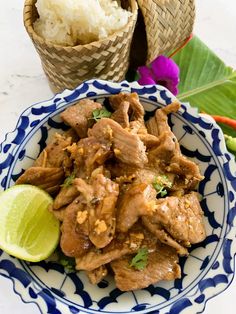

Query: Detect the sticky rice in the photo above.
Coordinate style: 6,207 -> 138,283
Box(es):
34,0 -> 132,46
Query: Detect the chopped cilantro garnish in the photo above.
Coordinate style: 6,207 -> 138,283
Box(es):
91,108 -> 111,122
61,171 -> 76,188
153,183 -> 168,197
56,249 -> 76,272
153,175 -> 172,197
59,256 -> 76,272
130,247 -> 148,271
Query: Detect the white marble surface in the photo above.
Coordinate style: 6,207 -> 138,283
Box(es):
0,0 -> 236,313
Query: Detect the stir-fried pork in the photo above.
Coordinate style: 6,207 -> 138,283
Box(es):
74,171 -> 119,248
76,245 -> 132,271
86,265 -> 108,285
152,192 -> 206,245
142,217 -> 188,255
89,118 -> 148,167
147,102 -> 203,190
49,205 -> 66,222
34,133 -> 72,168
60,99 -> 102,138
16,166 -> 64,195
111,242 -> 181,291
76,222 -> 157,271
53,185 -> 79,210
66,137 -> 111,179
142,192 -> 205,255
111,101 -> 130,128
138,133 -> 160,148
109,92 -> 145,123
60,196 -> 92,257
117,183 -> 157,232
16,93 -> 206,291
167,155 -> 203,190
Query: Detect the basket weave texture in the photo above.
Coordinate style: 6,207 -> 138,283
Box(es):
24,0 -> 195,92
137,0 -> 195,63
23,0 -> 138,92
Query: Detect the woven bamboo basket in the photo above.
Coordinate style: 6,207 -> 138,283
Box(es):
23,0 -> 138,93
136,0 -> 195,64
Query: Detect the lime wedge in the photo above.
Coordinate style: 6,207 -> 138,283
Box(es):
0,184 -> 60,262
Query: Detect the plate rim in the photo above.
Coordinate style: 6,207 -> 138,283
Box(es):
0,79 -> 235,314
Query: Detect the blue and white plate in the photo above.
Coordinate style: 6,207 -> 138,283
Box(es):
0,79 -> 236,314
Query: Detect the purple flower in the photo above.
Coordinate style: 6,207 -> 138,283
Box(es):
137,55 -> 180,96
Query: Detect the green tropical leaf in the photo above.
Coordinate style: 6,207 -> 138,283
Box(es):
173,36 -> 236,137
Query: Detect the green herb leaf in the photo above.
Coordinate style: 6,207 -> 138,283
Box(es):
56,249 -> 76,272
160,189 -> 168,197
91,108 -> 112,122
152,175 -> 172,197
59,256 -> 76,272
61,171 -> 76,188
130,247 -> 148,271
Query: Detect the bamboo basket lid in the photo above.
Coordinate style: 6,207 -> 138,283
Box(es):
137,0 -> 195,63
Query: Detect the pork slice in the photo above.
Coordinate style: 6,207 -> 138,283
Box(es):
75,234 -> 133,271
111,101 -> 130,128
49,205 -> 66,222
146,115 -> 159,137
34,133 -> 72,168
16,166 -> 64,195
109,92 -> 146,133
111,242 -> 181,291
129,120 -> 148,135
60,99 -> 102,138
148,131 -> 178,164
155,101 -> 181,135
167,155 -> 204,190
147,102 -> 203,190
135,168 -> 161,185
53,185 -> 79,210
74,173 -> 119,248
147,104 -> 181,166
109,92 -> 145,122
86,265 -> 108,285
110,93 -> 147,133
124,93 -> 145,122
124,221 -> 158,252
89,118 -> 148,167
89,174 -> 119,248
109,166 -> 160,187
138,133 -> 160,148
146,101 -> 180,147
60,196 -> 92,257
117,183 -> 157,233
76,223 -> 147,271
106,161 -> 137,180
68,137 -> 111,178
76,247 -> 131,271
153,192 -> 206,245
109,94 -> 125,110
64,128 -> 79,143
146,101 -> 180,137
74,178 -> 94,202
142,216 -> 188,255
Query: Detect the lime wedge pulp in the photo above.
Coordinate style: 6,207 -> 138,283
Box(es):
0,185 -> 60,262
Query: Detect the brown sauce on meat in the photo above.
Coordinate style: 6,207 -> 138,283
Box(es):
16,93 -> 206,291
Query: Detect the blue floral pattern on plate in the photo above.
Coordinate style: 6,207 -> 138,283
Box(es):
0,80 -> 235,314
